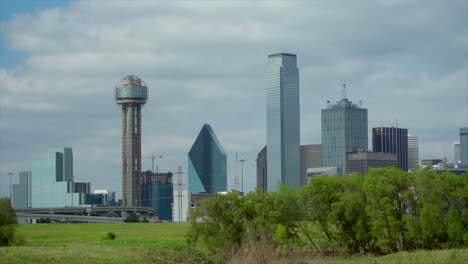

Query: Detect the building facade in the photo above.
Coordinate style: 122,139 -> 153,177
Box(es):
408,136 -> 419,170
115,75 -> 148,207
141,171 -> 173,221
460,127 -> 468,164
29,148 -> 89,208
322,95 -> 368,174
12,171 -> 31,209
266,53 -> 301,191
372,127 -> 409,171
346,151 -> 398,175
300,144 -> 322,185
307,167 -> 338,182
188,124 -> 227,193
256,146 -> 267,191
454,142 -> 461,163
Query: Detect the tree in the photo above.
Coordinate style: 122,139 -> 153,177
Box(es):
0,198 -> 23,246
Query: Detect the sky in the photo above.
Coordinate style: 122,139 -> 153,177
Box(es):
0,0 -> 467,199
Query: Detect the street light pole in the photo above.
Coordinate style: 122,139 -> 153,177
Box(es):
8,172 -> 13,201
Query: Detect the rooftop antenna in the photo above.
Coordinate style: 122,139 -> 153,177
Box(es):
359,100 -> 363,108
342,83 -> 347,99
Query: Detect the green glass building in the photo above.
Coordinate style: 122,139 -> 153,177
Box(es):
188,124 -> 227,193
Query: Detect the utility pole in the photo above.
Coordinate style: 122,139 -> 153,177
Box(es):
239,159 -> 246,194
8,172 -> 12,201
175,166 -> 184,222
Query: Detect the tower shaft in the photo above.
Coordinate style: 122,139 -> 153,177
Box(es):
121,104 -> 142,206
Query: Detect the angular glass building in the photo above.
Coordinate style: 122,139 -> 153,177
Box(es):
322,94 -> 368,174
188,124 -> 227,193
266,53 -> 301,191
372,127 -> 408,171
256,146 -> 267,191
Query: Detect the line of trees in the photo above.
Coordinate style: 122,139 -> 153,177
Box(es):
187,167 -> 467,257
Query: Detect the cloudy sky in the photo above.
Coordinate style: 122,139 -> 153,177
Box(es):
0,0 -> 467,198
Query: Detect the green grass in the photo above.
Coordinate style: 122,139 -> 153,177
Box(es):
0,223 -> 466,264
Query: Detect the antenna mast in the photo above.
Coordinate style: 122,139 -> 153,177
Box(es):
342,83 -> 347,99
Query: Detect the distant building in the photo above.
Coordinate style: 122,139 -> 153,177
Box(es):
266,53 -> 301,190
346,151 -> 398,175
93,190 -> 116,206
29,148 -> 91,208
434,161 -> 468,176
408,136 -> 419,171
322,87 -> 368,174
300,144 -> 322,185
421,159 -> 443,167
12,171 -> 31,209
256,146 -> 267,191
141,171 -> 173,221
188,124 -> 227,193
460,127 -> 468,164
372,127 -> 408,171
306,167 -> 338,182
454,142 -> 461,163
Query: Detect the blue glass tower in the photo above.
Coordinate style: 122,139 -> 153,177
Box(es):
188,124 -> 227,193
322,90 -> 368,174
266,53 -> 301,191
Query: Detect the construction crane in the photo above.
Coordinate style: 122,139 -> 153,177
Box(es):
142,152 -> 163,173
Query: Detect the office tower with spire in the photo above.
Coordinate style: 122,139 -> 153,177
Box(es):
408,136 -> 419,170
266,53 -> 300,191
322,84 -> 368,174
115,75 -> 148,207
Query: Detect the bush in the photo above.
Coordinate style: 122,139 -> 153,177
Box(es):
100,231 -> 116,240
124,213 -> 141,223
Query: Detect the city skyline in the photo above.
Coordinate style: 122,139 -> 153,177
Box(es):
1,1 -> 467,198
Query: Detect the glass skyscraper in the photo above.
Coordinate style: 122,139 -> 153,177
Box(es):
188,124 -> 227,193
30,148 -> 84,208
460,127 -> 468,164
322,96 -> 368,174
266,53 -> 301,191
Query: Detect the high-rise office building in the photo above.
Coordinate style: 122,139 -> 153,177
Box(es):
266,53 -> 300,191
322,87 -> 368,174
408,136 -> 419,170
29,148 -> 89,208
115,75 -> 148,207
188,124 -> 227,193
300,144 -> 322,185
346,151 -> 398,175
460,127 -> 468,164
256,146 -> 267,191
373,127 -> 408,171
141,171 -> 173,221
454,142 -> 460,163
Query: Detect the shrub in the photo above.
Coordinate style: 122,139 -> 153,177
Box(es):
101,231 -> 116,240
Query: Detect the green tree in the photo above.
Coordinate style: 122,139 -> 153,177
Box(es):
0,198 -> 23,246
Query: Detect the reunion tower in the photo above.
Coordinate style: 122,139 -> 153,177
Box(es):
115,75 -> 148,207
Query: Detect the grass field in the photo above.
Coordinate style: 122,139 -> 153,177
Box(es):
0,223 -> 466,264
